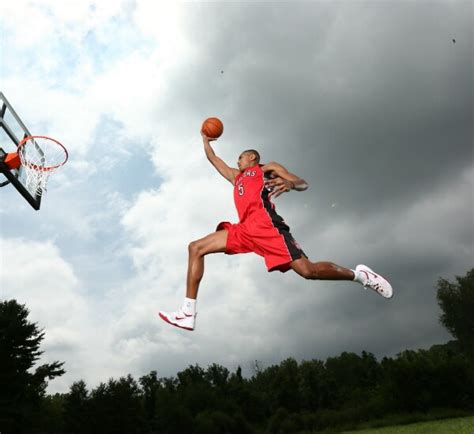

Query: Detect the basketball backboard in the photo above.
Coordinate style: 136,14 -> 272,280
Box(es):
0,92 -> 42,210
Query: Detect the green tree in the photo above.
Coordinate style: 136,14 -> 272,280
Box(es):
298,359 -> 326,412
177,364 -> 215,416
0,300 -> 65,434
139,370 -> 161,432
324,351 -> 380,410
194,410 -> 246,434
378,345 -> 474,412
88,375 -> 146,434
228,366 -> 262,423
205,363 -> 230,390
437,268 -> 474,354
35,393 -> 65,434
63,380 -> 90,434
155,377 -> 193,434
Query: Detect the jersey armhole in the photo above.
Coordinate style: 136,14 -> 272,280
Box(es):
231,169 -> 241,185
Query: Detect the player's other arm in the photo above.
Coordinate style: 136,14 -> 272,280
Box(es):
201,132 -> 240,184
262,161 -> 309,197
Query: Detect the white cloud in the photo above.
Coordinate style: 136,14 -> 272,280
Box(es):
133,2 -> 188,63
0,238 -> 90,390
0,238 -> 80,321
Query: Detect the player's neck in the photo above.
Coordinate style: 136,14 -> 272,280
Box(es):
240,163 -> 259,172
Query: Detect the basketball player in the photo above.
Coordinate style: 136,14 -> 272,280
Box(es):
159,132 -> 393,331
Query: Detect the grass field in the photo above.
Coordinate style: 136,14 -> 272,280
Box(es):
342,415 -> 474,434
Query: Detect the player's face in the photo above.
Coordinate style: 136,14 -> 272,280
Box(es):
237,152 -> 255,171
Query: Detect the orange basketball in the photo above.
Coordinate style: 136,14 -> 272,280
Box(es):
202,117 -> 224,138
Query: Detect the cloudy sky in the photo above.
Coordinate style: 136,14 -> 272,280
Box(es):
0,0 -> 472,393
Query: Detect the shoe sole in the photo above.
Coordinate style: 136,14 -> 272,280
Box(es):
158,312 -> 194,331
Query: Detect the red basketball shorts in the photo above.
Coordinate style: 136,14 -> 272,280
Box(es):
216,213 -> 306,273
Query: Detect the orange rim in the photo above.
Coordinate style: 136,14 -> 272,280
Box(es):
17,135 -> 68,172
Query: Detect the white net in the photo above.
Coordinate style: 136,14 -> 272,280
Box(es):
18,136 -> 68,196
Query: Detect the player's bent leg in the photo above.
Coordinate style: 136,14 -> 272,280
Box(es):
158,230 -> 229,331
290,257 -> 355,280
187,229 -> 228,296
187,229 -> 228,297
188,229 -> 228,258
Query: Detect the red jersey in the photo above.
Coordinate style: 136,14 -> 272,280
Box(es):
217,164 -> 306,273
233,164 -> 276,222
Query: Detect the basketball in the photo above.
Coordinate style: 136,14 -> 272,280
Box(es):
202,117 -> 224,139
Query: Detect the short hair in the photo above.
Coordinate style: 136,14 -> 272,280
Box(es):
243,149 -> 260,164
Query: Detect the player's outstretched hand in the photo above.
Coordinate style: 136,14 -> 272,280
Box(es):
201,130 -> 217,141
265,176 -> 294,198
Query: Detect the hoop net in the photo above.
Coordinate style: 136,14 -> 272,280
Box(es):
17,135 -> 68,196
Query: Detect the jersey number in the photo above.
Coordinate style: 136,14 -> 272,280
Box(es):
238,184 -> 244,196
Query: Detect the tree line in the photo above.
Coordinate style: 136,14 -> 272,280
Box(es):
1,269 -> 473,434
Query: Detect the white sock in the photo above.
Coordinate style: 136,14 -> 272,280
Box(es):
182,297 -> 196,315
352,269 -> 366,285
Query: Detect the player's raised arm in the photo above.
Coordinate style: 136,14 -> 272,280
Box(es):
262,161 -> 309,198
202,131 -> 240,184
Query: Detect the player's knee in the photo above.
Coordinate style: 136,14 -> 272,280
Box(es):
294,262 -> 314,279
300,266 -> 314,280
188,240 -> 202,256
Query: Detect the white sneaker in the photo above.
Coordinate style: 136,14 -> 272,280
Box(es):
159,308 -> 196,331
356,264 -> 393,299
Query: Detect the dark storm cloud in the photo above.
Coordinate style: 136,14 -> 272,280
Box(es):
183,2 -> 472,211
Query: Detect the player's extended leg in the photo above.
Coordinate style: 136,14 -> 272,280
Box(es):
290,257 -> 354,280
159,229 -> 228,331
290,257 -> 393,298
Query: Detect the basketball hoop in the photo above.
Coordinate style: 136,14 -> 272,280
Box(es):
17,135 -> 68,196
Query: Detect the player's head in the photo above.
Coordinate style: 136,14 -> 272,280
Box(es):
238,149 -> 260,171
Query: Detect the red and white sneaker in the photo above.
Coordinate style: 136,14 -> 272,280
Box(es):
356,264 -> 393,299
159,308 -> 196,331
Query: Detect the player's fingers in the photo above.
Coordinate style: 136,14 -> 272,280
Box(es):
201,131 -> 217,141
269,180 -> 284,189
269,186 -> 285,198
